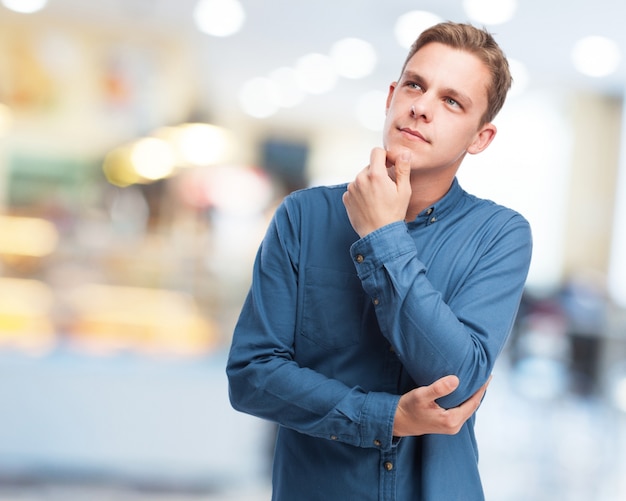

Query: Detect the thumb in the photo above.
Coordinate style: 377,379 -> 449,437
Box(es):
427,375 -> 460,400
394,151 -> 412,190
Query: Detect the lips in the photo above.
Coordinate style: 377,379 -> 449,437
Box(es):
399,127 -> 430,143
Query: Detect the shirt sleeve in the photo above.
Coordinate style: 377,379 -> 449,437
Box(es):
350,214 -> 532,409
226,198 -> 400,451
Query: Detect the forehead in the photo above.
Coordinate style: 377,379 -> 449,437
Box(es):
402,42 -> 491,102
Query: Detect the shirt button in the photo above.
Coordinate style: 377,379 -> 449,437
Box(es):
330,435 -> 338,440
372,298 -> 379,306
426,208 -> 433,215
373,439 -> 382,447
430,217 -> 437,223
356,254 -> 364,263
384,461 -> 394,471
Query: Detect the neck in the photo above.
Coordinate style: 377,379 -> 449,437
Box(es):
405,174 -> 454,221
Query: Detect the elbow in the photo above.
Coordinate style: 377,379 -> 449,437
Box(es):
228,384 -> 246,413
226,360 -> 266,416
436,364 -> 492,409
226,365 -> 249,412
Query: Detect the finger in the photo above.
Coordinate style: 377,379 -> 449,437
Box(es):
341,188 -> 349,207
394,150 -> 412,188
459,375 -> 492,412
369,147 -> 388,175
425,375 -> 460,400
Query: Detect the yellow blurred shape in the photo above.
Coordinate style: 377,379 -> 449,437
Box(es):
103,122 -> 234,187
67,284 -> 218,356
0,215 -> 58,257
103,145 -> 143,187
130,137 -> 176,180
0,103 -> 13,136
0,277 -> 55,351
172,122 -> 234,166
153,122 -> 235,167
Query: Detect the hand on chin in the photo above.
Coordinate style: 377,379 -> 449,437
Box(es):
384,146 -> 414,179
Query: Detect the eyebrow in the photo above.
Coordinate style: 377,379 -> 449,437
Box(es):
401,70 -> 474,108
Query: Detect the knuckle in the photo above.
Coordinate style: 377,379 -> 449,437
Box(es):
442,414 -> 463,434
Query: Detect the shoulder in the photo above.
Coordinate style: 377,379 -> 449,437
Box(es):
279,183 -> 348,215
273,183 -> 349,226
454,191 -> 532,252
461,190 -> 529,228
285,183 -> 348,204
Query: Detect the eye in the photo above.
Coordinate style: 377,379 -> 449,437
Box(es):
445,97 -> 461,108
406,81 -> 423,91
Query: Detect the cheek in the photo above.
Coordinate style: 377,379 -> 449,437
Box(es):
381,113 -> 395,145
442,124 -> 479,149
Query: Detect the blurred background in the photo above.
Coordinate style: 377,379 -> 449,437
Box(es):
1,0 -> 626,499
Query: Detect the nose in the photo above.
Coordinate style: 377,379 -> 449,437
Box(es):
410,97 -> 431,121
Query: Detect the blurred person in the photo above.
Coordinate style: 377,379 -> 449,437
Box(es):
227,22 -> 532,500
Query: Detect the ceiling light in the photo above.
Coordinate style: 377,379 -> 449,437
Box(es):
269,67 -> 305,108
294,53 -> 337,94
330,38 -> 377,79
356,90 -> 387,131
131,138 -> 176,180
508,58 -> 530,97
239,77 -> 279,118
463,0 -> 517,25
193,0 -> 245,37
571,36 -> 621,78
172,123 -> 234,166
394,11 -> 443,49
1,0 -> 48,14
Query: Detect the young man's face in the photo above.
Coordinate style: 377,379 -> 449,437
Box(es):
382,42 -> 496,176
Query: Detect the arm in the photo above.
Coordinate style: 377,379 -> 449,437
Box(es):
343,148 -> 532,408
226,199 -> 398,450
226,197 -> 483,449
393,375 -> 491,436
354,216 -> 530,409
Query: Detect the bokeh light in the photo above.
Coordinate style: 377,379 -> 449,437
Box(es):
193,0 -> 245,37
463,0 -> 517,25
330,38 -> 377,79
239,76 -> 280,118
355,90 -> 386,131
268,67 -> 305,108
0,103 -> 13,136
571,36 -> 621,77
508,58 -> 530,97
1,0 -> 48,14
294,53 -> 337,95
130,137 -> 177,181
0,216 -> 58,257
394,10 -> 443,49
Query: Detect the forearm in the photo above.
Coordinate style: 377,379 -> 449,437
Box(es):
227,200 -> 400,449
227,308 -> 400,449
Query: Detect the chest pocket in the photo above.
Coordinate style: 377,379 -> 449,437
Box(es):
300,266 -> 367,349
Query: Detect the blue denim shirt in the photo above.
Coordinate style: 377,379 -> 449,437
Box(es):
227,178 -> 532,500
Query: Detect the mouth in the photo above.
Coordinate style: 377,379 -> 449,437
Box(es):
398,127 -> 430,143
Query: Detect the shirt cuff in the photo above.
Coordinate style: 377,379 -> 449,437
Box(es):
360,391 -> 401,452
350,222 -> 414,278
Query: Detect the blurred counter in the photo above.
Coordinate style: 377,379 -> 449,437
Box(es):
0,348 -> 273,492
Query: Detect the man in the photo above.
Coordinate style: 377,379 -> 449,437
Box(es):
227,22 -> 532,500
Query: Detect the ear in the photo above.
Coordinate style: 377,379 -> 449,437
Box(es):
385,82 -> 398,115
467,123 -> 497,155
